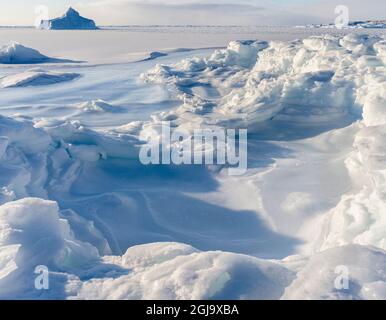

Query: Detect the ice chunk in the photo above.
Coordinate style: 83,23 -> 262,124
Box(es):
0,198 -> 99,298
317,125 -> 386,251
0,115 -> 51,153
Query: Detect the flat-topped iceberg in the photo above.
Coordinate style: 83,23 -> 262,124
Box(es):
39,7 -> 98,30
301,20 -> 386,29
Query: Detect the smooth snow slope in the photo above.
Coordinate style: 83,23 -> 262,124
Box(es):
0,68 -> 80,88
0,29 -> 386,299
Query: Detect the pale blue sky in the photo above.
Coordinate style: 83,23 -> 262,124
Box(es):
0,0 -> 385,26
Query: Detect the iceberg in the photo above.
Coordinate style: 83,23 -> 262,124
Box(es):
0,33 -> 386,299
38,7 -> 98,30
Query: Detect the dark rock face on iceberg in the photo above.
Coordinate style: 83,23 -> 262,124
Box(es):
39,7 -> 98,30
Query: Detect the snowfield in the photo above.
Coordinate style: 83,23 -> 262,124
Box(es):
0,68 -> 80,88
0,27 -> 386,300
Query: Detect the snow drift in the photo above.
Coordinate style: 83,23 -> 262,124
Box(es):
39,7 -> 98,30
0,42 -> 51,64
0,41 -> 75,64
0,68 -> 80,88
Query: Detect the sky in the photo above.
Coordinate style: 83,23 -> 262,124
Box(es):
0,0 -> 385,26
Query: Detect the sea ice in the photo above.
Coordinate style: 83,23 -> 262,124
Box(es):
0,42 -> 50,64
0,32 -> 385,299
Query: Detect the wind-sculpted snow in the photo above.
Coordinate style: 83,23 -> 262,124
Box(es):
0,42 -> 50,64
139,34 -> 384,138
77,99 -> 124,113
0,41 -> 76,64
0,34 -> 386,299
71,243 -> 294,300
0,68 -> 80,88
317,125 -> 386,251
39,7 -> 98,30
283,245 -> 386,300
0,198 -> 99,299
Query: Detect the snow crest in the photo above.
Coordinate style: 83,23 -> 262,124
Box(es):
0,68 -> 80,88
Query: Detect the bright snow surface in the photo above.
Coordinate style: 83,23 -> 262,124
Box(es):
0,27 -> 386,299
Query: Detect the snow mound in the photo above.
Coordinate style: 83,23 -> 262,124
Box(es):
0,68 -> 80,88
1,34 -> 386,299
0,42 -> 50,64
283,245 -> 386,300
0,115 -> 51,154
71,242 -> 294,300
317,125 -> 386,251
39,7 -> 98,30
77,99 -> 123,113
133,33 -> 384,154
0,198 -> 99,298
304,20 -> 386,29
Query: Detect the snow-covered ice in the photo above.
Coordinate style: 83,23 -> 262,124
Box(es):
0,26 -> 386,300
38,7 -> 98,30
0,68 -> 80,88
0,41 -> 72,64
303,20 -> 386,29
0,41 -> 51,64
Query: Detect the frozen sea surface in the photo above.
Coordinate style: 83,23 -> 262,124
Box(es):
0,27 -> 386,299
0,25 -> 384,63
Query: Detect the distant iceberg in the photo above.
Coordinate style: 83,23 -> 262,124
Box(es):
38,7 -> 98,30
